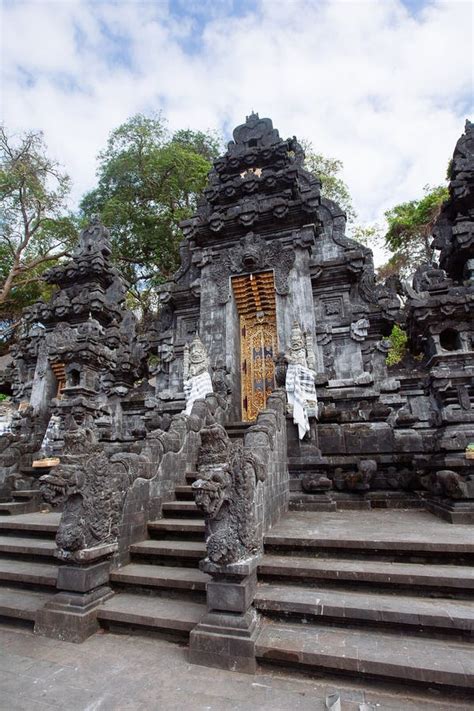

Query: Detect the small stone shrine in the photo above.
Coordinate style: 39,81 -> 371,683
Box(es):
0,114 -> 473,689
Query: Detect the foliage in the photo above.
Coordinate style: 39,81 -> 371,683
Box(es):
80,114 -> 221,308
385,324 -> 408,367
302,141 -> 356,222
379,184 -> 448,279
350,223 -> 382,248
0,126 -> 77,320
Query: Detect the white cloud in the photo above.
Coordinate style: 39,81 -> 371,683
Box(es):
1,0 -> 472,264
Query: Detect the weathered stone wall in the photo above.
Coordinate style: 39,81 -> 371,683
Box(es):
247,389 -> 289,541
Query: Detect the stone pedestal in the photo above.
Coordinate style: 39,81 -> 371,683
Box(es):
189,557 -> 260,673
425,497 -> 474,525
34,544 -> 116,643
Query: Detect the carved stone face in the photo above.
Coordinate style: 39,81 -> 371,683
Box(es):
39,465 -> 84,506
350,318 -> 369,341
290,325 -> 305,351
241,234 -> 261,269
192,465 -> 231,518
190,339 -> 206,364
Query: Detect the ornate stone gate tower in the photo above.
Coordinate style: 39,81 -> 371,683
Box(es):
152,113 -> 401,452
153,112 -> 322,422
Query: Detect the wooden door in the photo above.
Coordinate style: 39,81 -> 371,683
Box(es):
232,272 -> 277,421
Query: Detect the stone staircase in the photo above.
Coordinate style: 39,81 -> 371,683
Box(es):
0,488 -> 45,516
97,460 -> 474,692
98,421 -> 250,637
98,470 -> 208,638
0,512 -> 60,625
1,459 -> 473,694
254,525 -> 474,691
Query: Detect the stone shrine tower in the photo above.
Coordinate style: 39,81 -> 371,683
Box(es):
153,113 -> 399,428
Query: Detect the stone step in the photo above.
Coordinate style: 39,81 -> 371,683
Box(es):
264,512 -> 474,557
259,555 -> 474,592
130,540 -> 205,559
255,621 -> 474,689
0,535 -> 57,557
0,513 -> 59,536
12,490 -> 42,500
0,586 -> 52,621
226,430 -> 248,440
174,485 -> 194,499
148,518 -> 205,535
162,501 -> 201,517
255,583 -> 474,633
0,500 -> 40,516
225,422 -> 250,439
97,592 -> 205,633
110,563 -> 209,591
0,559 -> 58,587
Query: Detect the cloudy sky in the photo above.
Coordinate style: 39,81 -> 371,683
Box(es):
1,0 -> 473,245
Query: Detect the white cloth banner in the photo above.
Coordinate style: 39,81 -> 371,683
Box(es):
184,371 -> 213,415
286,363 -> 317,439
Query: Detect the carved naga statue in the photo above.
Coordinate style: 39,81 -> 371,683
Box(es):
192,423 -> 265,566
39,418 -> 153,560
285,322 -> 318,439
183,334 -> 213,415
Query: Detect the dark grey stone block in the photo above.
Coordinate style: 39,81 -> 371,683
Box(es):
57,560 -> 110,593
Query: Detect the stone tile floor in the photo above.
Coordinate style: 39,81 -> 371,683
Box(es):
0,623 -> 471,711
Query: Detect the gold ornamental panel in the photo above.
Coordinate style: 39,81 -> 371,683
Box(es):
232,272 -> 277,422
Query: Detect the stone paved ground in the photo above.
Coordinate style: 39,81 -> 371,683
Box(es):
0,624 -> 471,711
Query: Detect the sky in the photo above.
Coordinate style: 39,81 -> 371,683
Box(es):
1,0 -> 473,258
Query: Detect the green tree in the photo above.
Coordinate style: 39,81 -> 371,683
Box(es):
0,127 -> 76,319
302,141 -> 356,222
80,114 -> 221,306
379,184 -> 449,279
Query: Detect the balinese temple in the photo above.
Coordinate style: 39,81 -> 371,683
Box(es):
0,114 -> 473,692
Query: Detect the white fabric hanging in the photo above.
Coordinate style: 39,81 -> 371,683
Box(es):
184,371 -> 213,415
286,363 -> 317,439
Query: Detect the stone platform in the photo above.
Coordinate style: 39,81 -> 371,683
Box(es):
264,509 -> 474,553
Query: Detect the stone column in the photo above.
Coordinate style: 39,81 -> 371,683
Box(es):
35,544 -> 115,643
189,557 -> 259,673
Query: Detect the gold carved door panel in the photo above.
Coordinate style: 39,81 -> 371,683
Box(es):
232,272 -> 277,422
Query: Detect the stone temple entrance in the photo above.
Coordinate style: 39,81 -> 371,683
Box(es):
1,113 -> 473,696
232,271 -> 277,421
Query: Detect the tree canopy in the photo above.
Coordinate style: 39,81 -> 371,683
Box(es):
0,127 -> 76,321
378,184 -> 448,280
80,114 -> 221,307
302,141 -> 356,222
